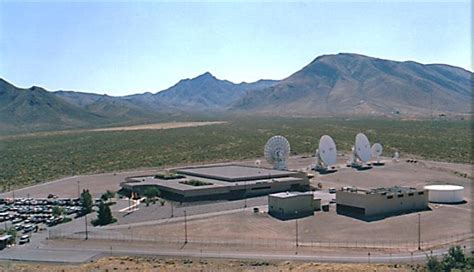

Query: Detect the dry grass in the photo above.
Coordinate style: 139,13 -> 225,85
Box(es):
0,256 -> 418,272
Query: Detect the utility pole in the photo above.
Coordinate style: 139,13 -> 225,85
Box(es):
85,212 -> 89,240
244,182 -> 247,208
171,202 -> 174,218
418,213 -> 421,250
184,210 -> 188,244
295,211 -> 299,255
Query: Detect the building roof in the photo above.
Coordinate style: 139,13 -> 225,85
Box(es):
176,165 -> 295,182
270,191 -> 313,199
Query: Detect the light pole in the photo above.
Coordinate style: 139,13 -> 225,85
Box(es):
85,212 -> 88,240
184,210 -> 188,244
171,202 -> 174,218
77,180 -> 80,199
295,211 -> 299,255
418,213 -> 421,250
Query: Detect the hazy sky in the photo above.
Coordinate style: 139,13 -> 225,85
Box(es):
0,1 -> 471,96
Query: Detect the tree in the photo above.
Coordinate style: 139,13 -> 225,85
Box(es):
426,255 -> 443,272
426,245 -> 473,272
92,201 -> 116,226
52,206 -> 64,217
143,187 -> 160,206
80,189 -> 93,215
101,190 -> 116,201
442,245 -> 466,271
6,228 -> 17,244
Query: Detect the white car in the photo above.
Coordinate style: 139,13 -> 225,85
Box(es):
19,235 -> 30,244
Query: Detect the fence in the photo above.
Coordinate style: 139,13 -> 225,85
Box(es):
49,229 -> 473,252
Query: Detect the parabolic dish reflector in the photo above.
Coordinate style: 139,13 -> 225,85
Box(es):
264,135 -> 290,170
318,135 -> 337,165
371,143 -> 383,157
355,133 -> 371,162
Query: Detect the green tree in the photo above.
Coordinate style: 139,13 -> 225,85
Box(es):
80,189 -> 93,215
93,201 -> 116,226
442,246 -> 466,271
143,187 -> 160,206
52,206 -> 64,217
6,228 -> 17,244
101,190 -> 116,201
426,255 -> 443,272
426,245 -> 472,272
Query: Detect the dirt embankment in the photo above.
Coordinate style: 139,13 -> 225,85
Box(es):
0,256 -> 419,272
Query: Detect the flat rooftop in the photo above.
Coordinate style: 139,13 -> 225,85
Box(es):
270,191 -> 313,199
340,186 -> 421,195
176,165 -> 295,182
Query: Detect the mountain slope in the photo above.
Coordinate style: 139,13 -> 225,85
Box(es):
0,79 -> 107,131
54,91 -> 156,119
233,53 -> 473,116
135,72 -> 278,112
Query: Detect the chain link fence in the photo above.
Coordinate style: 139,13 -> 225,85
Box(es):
49,229 -> 472,252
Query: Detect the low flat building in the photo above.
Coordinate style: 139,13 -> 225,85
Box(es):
268,191 -> 320,220
336,186 -> 429,221
120,164 -> 309,202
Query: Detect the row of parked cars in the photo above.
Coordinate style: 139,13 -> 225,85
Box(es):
0,196 -> 85,248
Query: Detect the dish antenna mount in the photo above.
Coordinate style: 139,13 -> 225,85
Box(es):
349,133 -> 372,169
314,135 -> 337,173
264,135 -> 290,170
371,143 -> 384,166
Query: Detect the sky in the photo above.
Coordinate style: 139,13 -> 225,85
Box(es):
0,1 -> 471,96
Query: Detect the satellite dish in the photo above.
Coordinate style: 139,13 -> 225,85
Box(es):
371,143 -> 384,165
393,151 -> 400,162
314,135 -> 337,172
264,135 -> 290,170
349,133 -> 372,169
355,133 -> 371,162
254,159 -> 261,167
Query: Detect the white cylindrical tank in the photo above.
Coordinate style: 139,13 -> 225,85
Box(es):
424,185 -> 464,203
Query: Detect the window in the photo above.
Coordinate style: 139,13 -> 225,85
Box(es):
397,194 -> 404,198
408,193 -> 414,196
418,192 -> 424,195
387,195 -> 393,199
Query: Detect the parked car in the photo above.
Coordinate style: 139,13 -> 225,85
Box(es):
19,235 -> 30,244
329,188 -> 337,194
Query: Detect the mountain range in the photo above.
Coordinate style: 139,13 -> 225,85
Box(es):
0,53 -> 472,132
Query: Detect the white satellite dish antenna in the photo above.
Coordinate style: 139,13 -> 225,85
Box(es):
350,133 -> 372,169
254,159 -> 261,167
393,151 -> 400,162
314,135 -> 337,173
264,135 -> 290,170
371,143 -> 384,165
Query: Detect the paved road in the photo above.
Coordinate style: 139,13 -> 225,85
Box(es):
2,237 -> 471,264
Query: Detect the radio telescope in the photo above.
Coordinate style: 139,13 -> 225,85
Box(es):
314,135 -> 337,173
264,135 -> 290,170
349,133 -> 372,169
254,159 -> 261,167
393,151 -> 400,162
371,143 -> 384,165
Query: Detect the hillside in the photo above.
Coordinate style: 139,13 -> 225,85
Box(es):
54,91 -> 157,119
0,79 -> 107,132
232,53 -> 473,117
1,53 -> 472,133
124,72 -> 278,112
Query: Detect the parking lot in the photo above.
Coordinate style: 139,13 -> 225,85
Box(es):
0,196 -> 87,249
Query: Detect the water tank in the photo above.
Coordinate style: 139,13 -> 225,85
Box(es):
424,185 -> 464,203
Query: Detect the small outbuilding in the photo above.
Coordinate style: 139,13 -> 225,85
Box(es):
268,191 -> 320,220
336,186 -> 429,221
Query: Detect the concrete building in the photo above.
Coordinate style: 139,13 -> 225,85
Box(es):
120,164 -> 309,202
268,191 -> 321,220
336,186 -> 429,221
